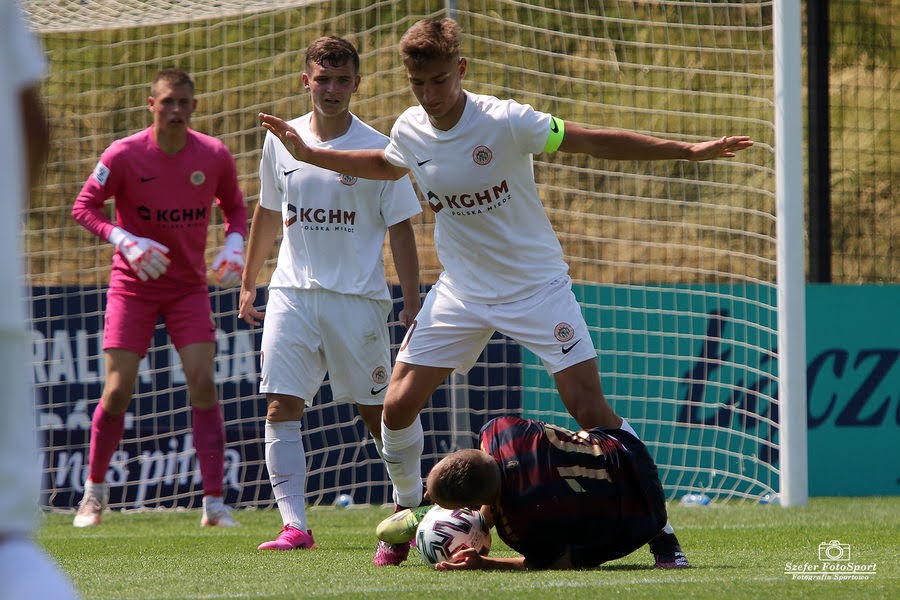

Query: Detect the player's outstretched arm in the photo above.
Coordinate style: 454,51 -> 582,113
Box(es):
259,113 -> 409,181
684,135 -> 754,160
434,548 -> 526,571
559,122 -> 752,162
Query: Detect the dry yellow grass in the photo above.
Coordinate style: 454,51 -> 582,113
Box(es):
26,1 -> 897,286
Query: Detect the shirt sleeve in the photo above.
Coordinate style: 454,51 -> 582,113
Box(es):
505,99 -> 554,156
71,147 -> 118,242
214,142 -> 247,238
383,116 -> 411,169
379,175 -> 421,227
258,132 -> 283,212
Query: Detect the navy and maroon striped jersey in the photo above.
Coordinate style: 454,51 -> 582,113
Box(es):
479,416 -> 668,568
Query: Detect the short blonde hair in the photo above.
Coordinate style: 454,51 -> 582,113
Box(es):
399,18 -> 461,66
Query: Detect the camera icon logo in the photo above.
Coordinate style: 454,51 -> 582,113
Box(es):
818,540 -> 851,561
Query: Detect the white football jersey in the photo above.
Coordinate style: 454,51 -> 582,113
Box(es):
384,91 -> 568,303
259,113 -> 421,301
0,0 -> 48,536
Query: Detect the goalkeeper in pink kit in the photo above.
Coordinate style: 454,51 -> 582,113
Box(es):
71,68 -> 248,528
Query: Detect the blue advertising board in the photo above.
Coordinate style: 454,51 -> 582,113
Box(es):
31,283 -> 899,506
32,286 -> 520,509
804,285 -> 899,496
521,283 -> 899,497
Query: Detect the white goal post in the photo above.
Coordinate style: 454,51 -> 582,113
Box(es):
23,0 -> 806,511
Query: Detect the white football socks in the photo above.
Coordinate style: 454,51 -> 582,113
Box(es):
265,420 -> 308,531
380,417 -> 425,508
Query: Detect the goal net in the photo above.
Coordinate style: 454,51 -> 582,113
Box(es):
25,0 -> 780,511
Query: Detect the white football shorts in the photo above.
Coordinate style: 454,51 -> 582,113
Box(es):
259,288 -> 393,407
397,275 -> 597,374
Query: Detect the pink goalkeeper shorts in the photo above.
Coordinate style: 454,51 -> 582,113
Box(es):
103,284 -> 216,356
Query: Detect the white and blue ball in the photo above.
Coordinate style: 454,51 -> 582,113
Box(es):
334,493 -> 354,508
415,506 -> 491,567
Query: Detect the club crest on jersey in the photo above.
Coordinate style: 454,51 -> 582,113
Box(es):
554,322 -> 575,342
371,366 -> 388,385
92,161 -> 110,186
191,170 -> 206,185
472,145 -> 493,166
338,173 -> 358,186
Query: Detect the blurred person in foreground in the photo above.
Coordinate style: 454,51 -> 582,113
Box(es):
260,17 -> 750,566
70,68 -> 248,528
0,1 -> 80,597
239,36 -> 421,551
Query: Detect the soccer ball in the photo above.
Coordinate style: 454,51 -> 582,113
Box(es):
415,507 -> 491,566
333,494 -> 354,508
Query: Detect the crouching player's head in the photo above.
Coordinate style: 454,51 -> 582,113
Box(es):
427,449 -> 501,510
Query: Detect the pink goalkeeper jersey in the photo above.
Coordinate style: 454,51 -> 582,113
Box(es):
72,127 -> 247,289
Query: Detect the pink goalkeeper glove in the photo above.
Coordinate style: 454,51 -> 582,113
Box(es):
211,232 -> 245,288
108,227 -> 170,281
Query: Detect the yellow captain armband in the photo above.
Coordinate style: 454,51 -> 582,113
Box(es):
543,116 -> 565,153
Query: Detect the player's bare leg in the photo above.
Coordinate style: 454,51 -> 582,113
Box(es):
357,402 -> 389,488
553,358 -> 622,429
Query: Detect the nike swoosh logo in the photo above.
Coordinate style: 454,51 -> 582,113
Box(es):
561,339 -> 582,354
416,159 -> 432,166
370,384 -> 388,395
550,118 -> 560,134
284,168 -> 301,176
272,480 -> 287,488
140,176 -> 157,183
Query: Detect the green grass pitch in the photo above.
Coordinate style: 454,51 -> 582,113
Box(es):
39,497 -> 898,599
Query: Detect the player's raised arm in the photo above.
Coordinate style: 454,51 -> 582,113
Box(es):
259,112 -> 409,180
557,121 -> 753,161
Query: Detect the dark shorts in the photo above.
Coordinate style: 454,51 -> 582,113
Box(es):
568,429 -> 668,568
513,428 -> 669,570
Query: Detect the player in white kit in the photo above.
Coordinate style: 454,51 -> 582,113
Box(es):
259,18 -> 752,566
239,36 -> 421,551
0,1 -> 80,597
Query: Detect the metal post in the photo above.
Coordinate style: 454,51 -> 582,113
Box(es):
774,0 -> 809,507
807,0 -> 832,282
